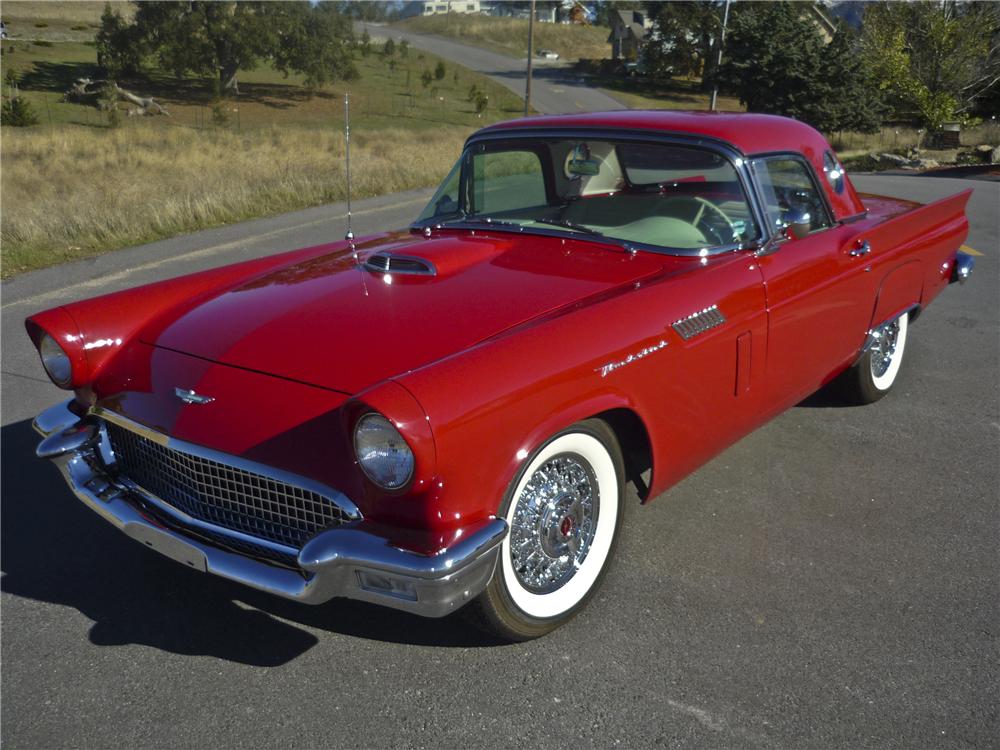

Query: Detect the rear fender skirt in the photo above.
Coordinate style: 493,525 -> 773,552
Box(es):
870,261 -> 923,332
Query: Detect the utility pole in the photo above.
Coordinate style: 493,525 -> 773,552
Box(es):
524,0 -> 535,116
709,0 -> 731,112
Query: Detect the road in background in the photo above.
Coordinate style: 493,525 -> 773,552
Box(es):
359,22 -> 624,115
2,176 -> 997,748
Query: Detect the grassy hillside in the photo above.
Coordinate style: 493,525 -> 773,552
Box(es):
0,35 -> 525,276
394,15 -> 610,61
0,2 -> 134,42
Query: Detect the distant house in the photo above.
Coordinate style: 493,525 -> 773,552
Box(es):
408,1 -> 483,16
485,1 -> 559,22
562,1 -> 594,25
608,8 -> 652,61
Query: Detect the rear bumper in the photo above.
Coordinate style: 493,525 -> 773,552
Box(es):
34,401 -> 506,618
950,251 -> 975,284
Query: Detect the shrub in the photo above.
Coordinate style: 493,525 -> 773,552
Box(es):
33,40 -> 54,48
99,82 -> 120,128
2,97 -> 40,127
472,91 -> 488,115
434,61 -> 446,80
211,99 -> 230,127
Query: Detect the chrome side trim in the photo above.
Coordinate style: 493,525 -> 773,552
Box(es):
672,305 -> 727,341
33,400 -> 508,617
951,251 -> 974,285
90,407 -> 362,521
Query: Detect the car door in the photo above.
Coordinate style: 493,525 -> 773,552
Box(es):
750,154 -> 875,412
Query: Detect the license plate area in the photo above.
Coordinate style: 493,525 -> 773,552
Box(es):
125,523 -> 208,572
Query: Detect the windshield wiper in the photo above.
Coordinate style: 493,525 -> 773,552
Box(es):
533,218 -> 608,238
438,216 -> 526,230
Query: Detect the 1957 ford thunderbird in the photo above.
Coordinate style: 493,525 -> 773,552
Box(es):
27,111 -> 974,640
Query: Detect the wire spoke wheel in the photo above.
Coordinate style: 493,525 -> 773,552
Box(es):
466,420 -> 625,641
509,454 -> 599,594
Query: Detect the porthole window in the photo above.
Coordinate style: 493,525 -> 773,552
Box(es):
823,151 -> 845,194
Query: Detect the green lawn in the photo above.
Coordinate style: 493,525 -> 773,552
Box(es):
393,14 -> 610,61
0,38 -> 526,132
596,74 -> 744,113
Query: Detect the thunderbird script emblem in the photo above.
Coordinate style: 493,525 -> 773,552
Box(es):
174,387 -> 215,405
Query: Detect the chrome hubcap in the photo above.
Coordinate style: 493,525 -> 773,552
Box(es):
509,454 -> 599,594
871,319 -> 900,378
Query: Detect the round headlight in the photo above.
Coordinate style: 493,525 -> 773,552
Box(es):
354,413 -> 414,490
39,333 -> 72,387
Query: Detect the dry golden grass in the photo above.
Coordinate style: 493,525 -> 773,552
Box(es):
1,2 -> 133,42
2,1 -> 132,25
395,15 -> 610,61
1,123 -> 466,277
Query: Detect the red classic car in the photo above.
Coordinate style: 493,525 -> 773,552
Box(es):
28,111 -> 973,641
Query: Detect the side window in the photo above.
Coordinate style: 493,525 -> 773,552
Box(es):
751,156 -> 832,235
823,151 -> 845,194
472,149 -> 546,215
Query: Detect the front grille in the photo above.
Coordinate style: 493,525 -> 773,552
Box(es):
104,421 -> 353,551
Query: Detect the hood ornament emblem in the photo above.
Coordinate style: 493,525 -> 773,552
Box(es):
174,387 -> 215,405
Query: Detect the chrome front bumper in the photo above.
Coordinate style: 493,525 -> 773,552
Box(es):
34,401 -> 507,618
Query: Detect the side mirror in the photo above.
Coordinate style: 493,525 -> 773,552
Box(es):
784,209 -> 811,240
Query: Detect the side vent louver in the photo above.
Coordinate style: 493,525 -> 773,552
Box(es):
364,252 -> 437,276
672,305 -> 726,340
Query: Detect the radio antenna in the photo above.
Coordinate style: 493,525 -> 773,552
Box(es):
344,93 -> 367,296
344,93 -> 355,250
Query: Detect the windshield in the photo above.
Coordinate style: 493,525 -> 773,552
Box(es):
416,137 -> 760,253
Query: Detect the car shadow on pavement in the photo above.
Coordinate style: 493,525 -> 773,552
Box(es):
0,419 -> 500,664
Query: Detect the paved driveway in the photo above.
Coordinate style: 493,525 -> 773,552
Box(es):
1,175 -> 996,748
359,22 -> 625,115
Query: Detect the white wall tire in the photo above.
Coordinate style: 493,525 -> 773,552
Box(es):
869,312 -> 907,391
465,419 -> 624,641
837,311 -> 910,404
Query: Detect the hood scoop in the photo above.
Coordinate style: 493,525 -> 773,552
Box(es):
364,252 -> 436,276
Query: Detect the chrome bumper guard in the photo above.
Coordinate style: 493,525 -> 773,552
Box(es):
950,251 -> 975,285
34,401 -> 507,618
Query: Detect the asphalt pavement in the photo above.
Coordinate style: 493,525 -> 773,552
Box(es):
1,175 -> 997,748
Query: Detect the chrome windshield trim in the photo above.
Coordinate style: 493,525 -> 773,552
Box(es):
413,127 -> 764,259
90,407 -> 363,522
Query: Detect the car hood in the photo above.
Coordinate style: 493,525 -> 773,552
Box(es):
145,230 -> 666,394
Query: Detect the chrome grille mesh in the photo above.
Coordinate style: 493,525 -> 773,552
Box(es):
104,422 -> 352,550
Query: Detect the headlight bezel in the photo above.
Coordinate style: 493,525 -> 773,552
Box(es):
39,333 -> 73,388
353,412 -> 415,491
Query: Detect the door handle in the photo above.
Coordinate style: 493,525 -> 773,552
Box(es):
850,240 -> 871,257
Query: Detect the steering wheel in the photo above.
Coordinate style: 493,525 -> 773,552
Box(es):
659,196 -> 738,246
